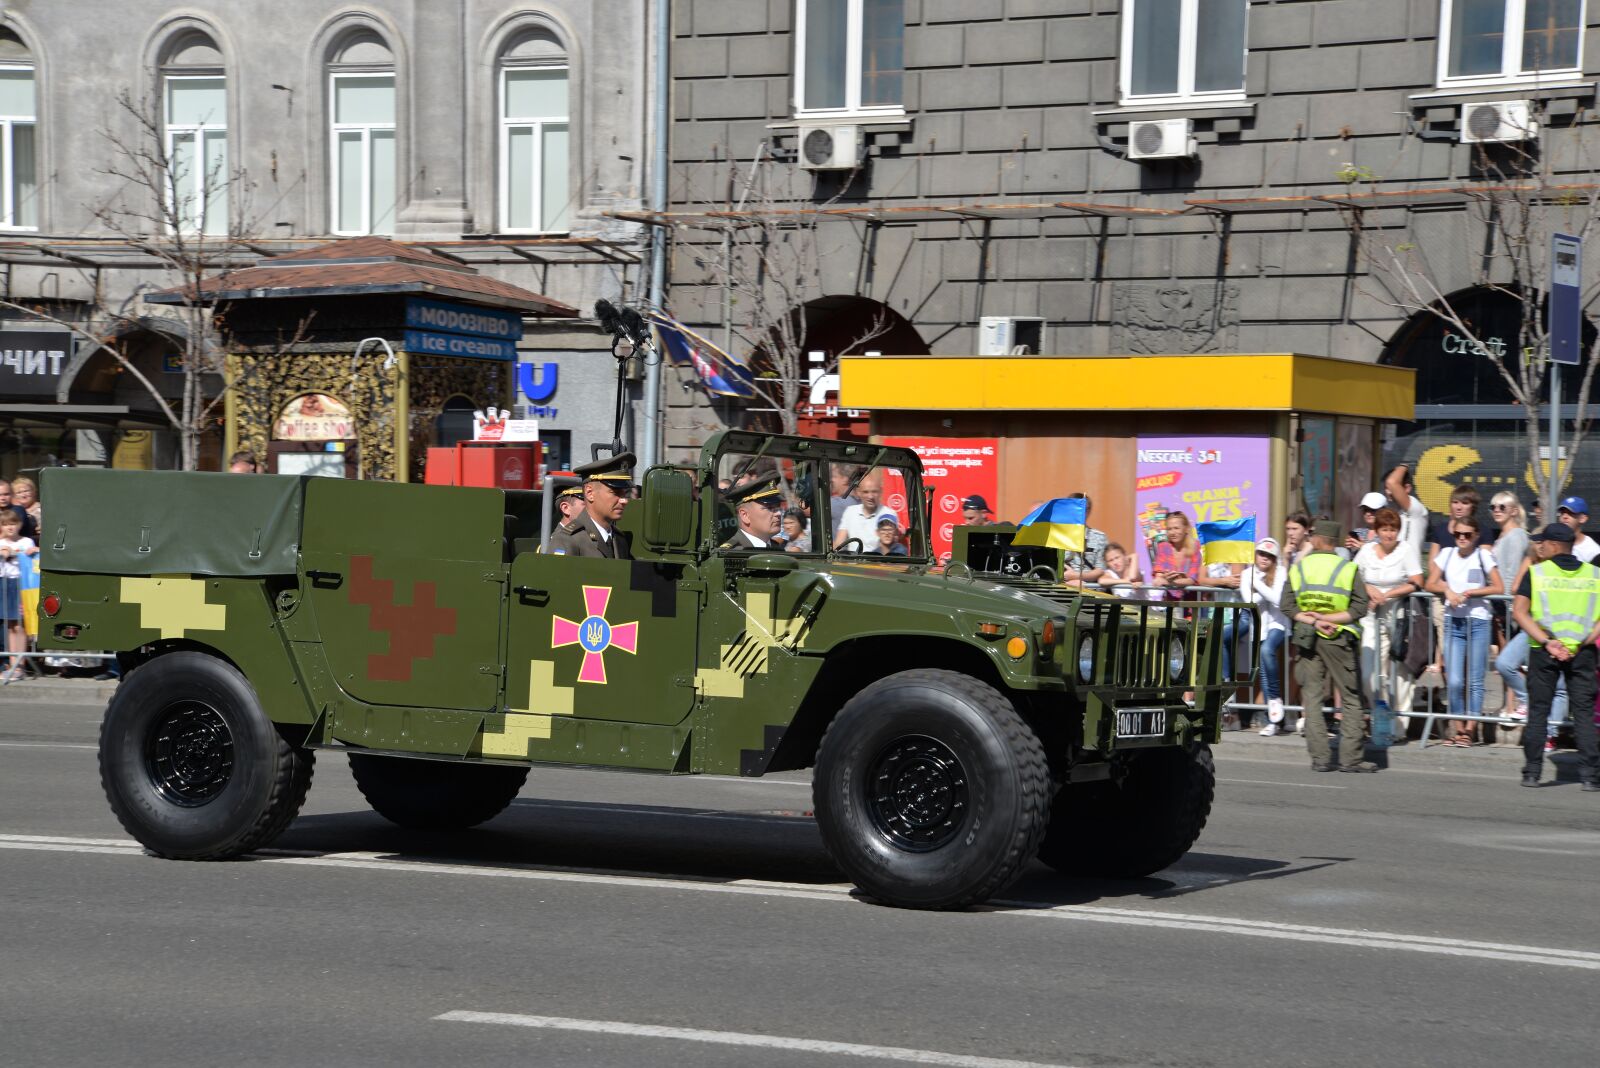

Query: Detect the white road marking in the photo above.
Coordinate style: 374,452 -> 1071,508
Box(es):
3,832 -> 1598,971
1217,776 -> 1345,790
0,741 -> 97,750
1216,754 -> 1534,784
434,1010 -> 1077,1068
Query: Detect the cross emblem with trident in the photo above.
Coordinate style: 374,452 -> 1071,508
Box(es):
551,585 -> 639,684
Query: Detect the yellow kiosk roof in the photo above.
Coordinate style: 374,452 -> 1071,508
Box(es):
839,353 -> 1414,421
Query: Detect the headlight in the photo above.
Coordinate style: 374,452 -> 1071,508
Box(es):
1078,635 -> 1095,682
1168,634 -> 1187,682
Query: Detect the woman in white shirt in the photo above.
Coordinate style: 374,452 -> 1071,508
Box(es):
1425,515 -> 1501,745
1354,508 -> 1424,734
1243,538 -> 1291,734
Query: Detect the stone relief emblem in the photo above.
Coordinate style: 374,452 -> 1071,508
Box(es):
1112,283 -> 1240,354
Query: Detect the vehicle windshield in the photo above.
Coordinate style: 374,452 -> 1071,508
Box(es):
711,447 -> 928,560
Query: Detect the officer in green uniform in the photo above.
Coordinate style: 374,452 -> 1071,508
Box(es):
1511,523 -> 1600,789
720,479 -> 784,550
546,453 -> 634,559
1284,519 -> 1377,772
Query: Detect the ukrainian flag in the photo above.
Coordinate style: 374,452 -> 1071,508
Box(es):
1013,498 -> 1087,553
1198,517 -> 1256,566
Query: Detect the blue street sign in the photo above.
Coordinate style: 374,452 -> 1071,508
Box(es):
1550,232 -> 1582,367
404,298 -> 524,341
402,329 -> 517,361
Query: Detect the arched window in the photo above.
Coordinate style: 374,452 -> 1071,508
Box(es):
160,29 -> 227,235
498,28 -> 569,233
0,28 -> 37,230
328,31 -> 396,236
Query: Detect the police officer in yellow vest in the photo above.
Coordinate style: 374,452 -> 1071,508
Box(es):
1511,523 -> 1600,790
1284,519 -> 1378,772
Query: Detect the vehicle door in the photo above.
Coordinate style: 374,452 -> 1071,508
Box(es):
300,479 -> 506,711
504,550 -> 699,727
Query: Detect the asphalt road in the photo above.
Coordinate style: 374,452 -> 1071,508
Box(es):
2,693 -> 1596,1068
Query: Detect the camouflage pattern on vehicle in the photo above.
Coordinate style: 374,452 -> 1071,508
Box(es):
38,431 -> 1249,909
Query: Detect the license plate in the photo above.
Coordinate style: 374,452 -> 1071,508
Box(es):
1116,708 -> 1167,738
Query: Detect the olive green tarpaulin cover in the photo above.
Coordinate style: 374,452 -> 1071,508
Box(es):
39,468 -> 308,577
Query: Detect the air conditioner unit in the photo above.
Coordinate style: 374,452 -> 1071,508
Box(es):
798,125 -> 862,171
1128,118 -> 1196,161
1460,100 -> 1537,143
978,316 -> 1045,356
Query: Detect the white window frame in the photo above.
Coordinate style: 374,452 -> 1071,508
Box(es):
793,0 -> 905,120
0,62 -> 37,232
329,70 -> 396,237
498,64 -> 569,235
1435,0 -> 1586,88
1118,0 -> 1250,107
162,73 -> 227,236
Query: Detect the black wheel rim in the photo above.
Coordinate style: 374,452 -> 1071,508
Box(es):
866,734 -> 969,852
145,702 -> 235,807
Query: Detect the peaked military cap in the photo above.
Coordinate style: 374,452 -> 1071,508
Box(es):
725,477 -> 783,508
574,451 -> 635,485
555,483 -> 584,500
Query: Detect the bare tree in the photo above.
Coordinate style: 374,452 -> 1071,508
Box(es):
1337,131 -> 1600,505
670,148 -> 892,437
2,86 -> 309,469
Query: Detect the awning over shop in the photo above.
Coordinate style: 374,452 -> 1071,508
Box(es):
839,353 -> 1415,422
0,403 -> 168,430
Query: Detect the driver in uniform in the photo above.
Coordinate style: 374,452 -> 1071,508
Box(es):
547,453 -> 634,560
721,479 -> 784,550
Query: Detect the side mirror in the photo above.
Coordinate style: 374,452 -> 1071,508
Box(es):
641,466 -> 697,552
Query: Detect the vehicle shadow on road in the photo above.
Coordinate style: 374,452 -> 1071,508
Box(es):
1002,851 -> 1353,908
273,798 -> 845,886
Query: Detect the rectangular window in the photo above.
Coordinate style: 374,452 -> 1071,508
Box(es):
1121,0 -> 1248,104
1440,0 -> 1584,84
330,72 -> 396,236
0,65 -> 37,230
164,75 -> 228,235
795,0 -> 904,116
500,67 -> 569,233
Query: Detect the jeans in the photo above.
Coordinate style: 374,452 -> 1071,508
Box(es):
1222,610 -> 1254,682
1494,630 -> 1567,731
1444,614 -> 1492,716
1258,628 -> 1286,701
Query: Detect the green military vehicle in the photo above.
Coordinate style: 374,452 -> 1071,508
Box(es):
37,432 -> 1247,909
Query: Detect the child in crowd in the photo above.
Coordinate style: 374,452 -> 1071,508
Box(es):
0,508 -> 38,681
873,515 -> 908,556
1101,541 -> 1143,597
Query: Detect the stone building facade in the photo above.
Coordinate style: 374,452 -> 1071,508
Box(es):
0,0 -> 652,473
656,0 -> 1600,503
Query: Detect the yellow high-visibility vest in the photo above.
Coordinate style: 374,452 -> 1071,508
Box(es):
1290,552 -> 1359,639
1529,560 -> 1600,652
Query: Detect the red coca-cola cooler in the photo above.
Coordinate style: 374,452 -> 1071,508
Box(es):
424,441 -> 539,489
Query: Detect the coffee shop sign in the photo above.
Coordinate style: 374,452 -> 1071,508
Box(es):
1442,332 -> 1508,359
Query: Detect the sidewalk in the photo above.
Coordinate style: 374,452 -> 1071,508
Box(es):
0,676 -> 120,706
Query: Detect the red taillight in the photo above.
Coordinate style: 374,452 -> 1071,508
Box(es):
41,594 -> 60,617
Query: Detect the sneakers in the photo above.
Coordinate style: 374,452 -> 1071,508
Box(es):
1521,773 -> 1541,787
1259,722 -> 1281,736
1582,781 -> 1600,792
1295,716 -> 1306,734
1339,761 -> 1380,773
1504,705 -> 1528,723
1267,698 -> 1285,724
1545,738 -> 1557,753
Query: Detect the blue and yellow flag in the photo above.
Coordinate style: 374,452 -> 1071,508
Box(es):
1013,497 -> 1087,553
1198,517 -> 1256,566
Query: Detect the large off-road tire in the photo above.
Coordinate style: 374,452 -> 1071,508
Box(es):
348,754 -> 528,830
812,669 -> 1051,910
1037,743 -> 1215,879
99,651 -> 314,859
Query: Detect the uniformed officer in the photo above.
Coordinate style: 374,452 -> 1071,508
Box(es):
1511,523 -> 1600,790
546,453 -> 634,559
1284,518 -> 1377,772
554,482 -> 585,524
721,478 -> 784,550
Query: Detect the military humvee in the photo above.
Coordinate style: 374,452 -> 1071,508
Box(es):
37,432 -> 1247,909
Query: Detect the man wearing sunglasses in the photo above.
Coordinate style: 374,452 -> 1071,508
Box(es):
547,453 -> 635,560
